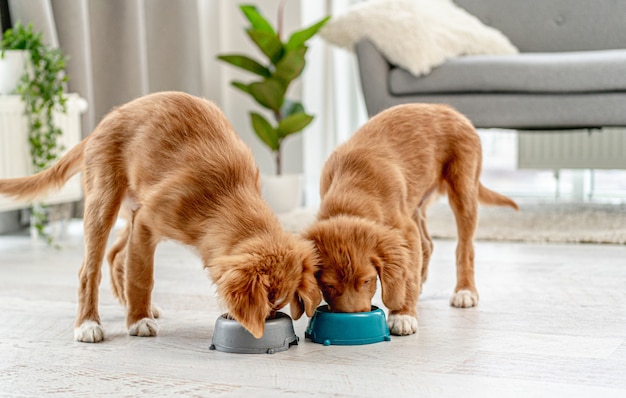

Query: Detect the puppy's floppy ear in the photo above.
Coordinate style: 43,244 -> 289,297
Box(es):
372,229 -> 410,310
211,254 -> 269,339
290,242 -> 322,320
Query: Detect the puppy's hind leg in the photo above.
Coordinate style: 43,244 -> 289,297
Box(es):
75,187 -> 124,343
446,181 -> 479,308
124,208 -> 159,337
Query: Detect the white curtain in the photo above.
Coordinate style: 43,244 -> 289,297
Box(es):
7,0 -> 212,135
301,0 -> 368,206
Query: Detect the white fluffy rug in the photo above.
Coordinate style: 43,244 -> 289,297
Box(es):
278,201 -> 626,245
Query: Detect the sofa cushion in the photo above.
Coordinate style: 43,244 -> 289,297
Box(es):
389,49 -> 626,94
319,0 -> 517,77
455,0 -> 626,53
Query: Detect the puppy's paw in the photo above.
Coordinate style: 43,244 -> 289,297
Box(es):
151,304 -> 162,319
128,318 -> 159,337
450,289 -> 478,308
74,321 -> 105,343
387,314 -> 418,336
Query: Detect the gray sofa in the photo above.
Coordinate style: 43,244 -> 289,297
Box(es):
355,0 -> 626,132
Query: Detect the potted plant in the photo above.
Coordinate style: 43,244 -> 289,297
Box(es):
217,1 -> 329,213
0,43 -> 26,95
1,22 -> 69,244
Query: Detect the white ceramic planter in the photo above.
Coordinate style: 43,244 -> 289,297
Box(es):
0,50 -> 28,95
261,173 -> 303,214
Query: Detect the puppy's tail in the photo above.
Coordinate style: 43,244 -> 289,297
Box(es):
0,138 -> 87,202
478,183 -> 519,211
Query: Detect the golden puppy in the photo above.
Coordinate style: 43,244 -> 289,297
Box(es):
0,91 -> 320,342
304,103 -> 518,336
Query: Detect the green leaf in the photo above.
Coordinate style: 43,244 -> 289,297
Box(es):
217,54 -> 271,78
247,29 -> 283,64
248,78 -> 285,111
240,5 -> 275,34
285,16 -> 331,51
277,112 -> 314,138
280,100 -> 305,119
274,47 -> 307,86
231,81 -> 251,95
1,22 -> 43,51
250,112 -> 279,150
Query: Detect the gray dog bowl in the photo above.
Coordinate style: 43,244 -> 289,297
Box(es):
209,312 -> 298,354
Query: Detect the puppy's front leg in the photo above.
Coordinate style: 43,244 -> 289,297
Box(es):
387,311 -> 418,336
124,213 -> 159,337
413,207 -> 433,286
387,279 -> 420,336
387,223 -> 421,336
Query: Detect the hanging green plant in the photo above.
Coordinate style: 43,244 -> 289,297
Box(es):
217,2 -> 329,175
1,22 -> 69,245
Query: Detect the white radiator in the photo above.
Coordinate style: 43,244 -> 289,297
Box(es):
518,128 -> 626,170
0,94 -> 88,212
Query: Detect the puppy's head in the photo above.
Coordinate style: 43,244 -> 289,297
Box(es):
304,216 -> 410,313
209,235 -> 321,338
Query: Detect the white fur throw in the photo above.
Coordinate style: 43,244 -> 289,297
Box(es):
320,0 -> 518,76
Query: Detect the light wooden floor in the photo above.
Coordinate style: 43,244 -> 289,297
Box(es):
1,220 -> 625,397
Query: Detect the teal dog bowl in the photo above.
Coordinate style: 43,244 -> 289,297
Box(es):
305,305 -> 391,346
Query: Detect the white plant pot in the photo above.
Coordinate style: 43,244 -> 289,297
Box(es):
0,50 -> 28,95
261,173 -> 303,214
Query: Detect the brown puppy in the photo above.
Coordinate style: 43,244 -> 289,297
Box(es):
0,91 -> 320,342
304,103 -> 518,336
